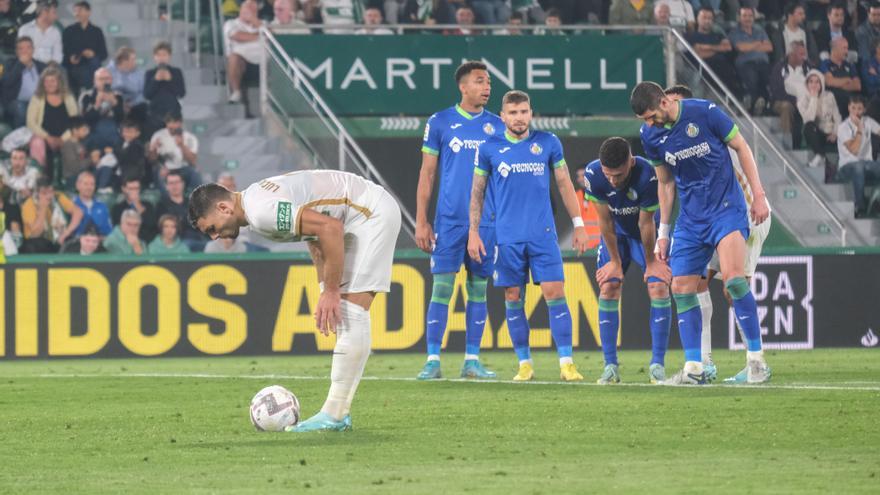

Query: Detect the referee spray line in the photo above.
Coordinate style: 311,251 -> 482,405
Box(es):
27,373 -> 880,393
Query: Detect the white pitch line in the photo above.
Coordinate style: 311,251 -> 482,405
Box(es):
24,373 -> 880,392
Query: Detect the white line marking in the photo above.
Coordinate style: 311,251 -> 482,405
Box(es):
21,373 -> 880,392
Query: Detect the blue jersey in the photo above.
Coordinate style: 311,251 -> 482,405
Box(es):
476,130 -> 566,245
583,156 -> 659,239
639,98 -> 747,225
422,105 -> 503,227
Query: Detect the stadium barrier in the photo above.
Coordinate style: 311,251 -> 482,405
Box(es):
1,249 -> 877,359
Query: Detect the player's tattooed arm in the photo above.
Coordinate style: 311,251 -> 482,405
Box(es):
640,209 -> 671,284
594,203 -> 622,284
467,173 -> 487,262
727,133 -> 769,225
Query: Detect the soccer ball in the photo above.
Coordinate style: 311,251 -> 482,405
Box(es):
249,385 -> 300,432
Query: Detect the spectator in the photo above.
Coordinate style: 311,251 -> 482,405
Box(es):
0,0 -> 21,56
102,208 -> 145,254
856,1 -> 880,68
728,7 -> 773,115
400,0 -> 437,24
609,0 -> 653,25
865,39 -> 880,98
149,113 -> 200,192
16,0 -> 61,65
143,41 -> 185,131
107,46 -> 146,111
60,116 -> 92,186
509,0 -> 545,24
224,0 -> 263,104
653,3 -> 671,26
270,0 -> 310,33
79,67 -> 124,151
770,3 -> 818,65
355,6 -> 394,34
147,214 -> 189,254
59,223 -> 106,254
686,9 -> 740,97
541,7 -> 565,34
115,119 -> 148,189
814,2 -> 856,62
445,6 -> 478,35
1,147 -> 38,205
71,169 -> 111,237
204,236 -> 248,253
62,0 -> 108,94
157,170 -> 206,251
315,0 -> 363,33
217,171 -> 237,191
470,0 -> 510,25
20,177 -> 83,253
494,10 -> 524,35
836,95 -> 880,218
656,0 -> 694,30
770,40 -> 811,149
798,70 -> 840,178
1,37 -> 46,128
111,176 -> 157,242
820,36 -> 861,119
26,66 -> 78,171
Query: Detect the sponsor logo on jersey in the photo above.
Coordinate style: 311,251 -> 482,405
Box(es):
423,123 -> 430,141
499,161 -> 546,177
276,201 -> 293,232
448,137 -> 484,153
665,141 -> 711,166
450,123 -> 463,129
627,188 -> 638,201
499,146 -> 511,154
686,122 -> 700,138
530,142 -> 543,155
659,135 -> 669,144
483,123 -> 495,135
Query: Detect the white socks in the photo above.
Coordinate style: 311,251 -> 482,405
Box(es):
321,300 -> 372,421
697,291 -> 713,365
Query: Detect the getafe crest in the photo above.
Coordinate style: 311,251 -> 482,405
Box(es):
530,143 -> 543,155
483,123 -> 495,135
686,122 -> 700,138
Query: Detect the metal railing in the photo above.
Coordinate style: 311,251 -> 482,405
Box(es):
664,28 -> 847,246
260,27 -> 417,241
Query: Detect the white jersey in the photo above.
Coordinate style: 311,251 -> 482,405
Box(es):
241,170 -> 388,242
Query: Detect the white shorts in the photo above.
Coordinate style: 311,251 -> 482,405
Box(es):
708,213 -> 771,279
338,190 -> 401,294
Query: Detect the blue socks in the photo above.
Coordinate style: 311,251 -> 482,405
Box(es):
547,298 -> 573,360
425,273 -> 454,356
505,298 -> 530,362
725,277 -> 763,352
650,297 -> 671,366
673,293 -> 702,363
464,275 -> 488,356
598,298 -> 620,365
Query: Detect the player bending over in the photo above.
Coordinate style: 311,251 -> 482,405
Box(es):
665,85 -> 773,383
585,137 -> 672,385
468,90 -> 589,381
415,61 -> 505,380
189,170 -> 401,431
631,81 -> 771,385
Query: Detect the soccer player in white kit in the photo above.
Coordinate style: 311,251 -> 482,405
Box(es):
665,86 -> 772,383
189,170 -> 402,432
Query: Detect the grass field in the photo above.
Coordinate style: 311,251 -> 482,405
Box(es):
1,349 -> 878,494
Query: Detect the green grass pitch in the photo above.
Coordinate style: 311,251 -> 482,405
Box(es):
1,349 -> 878,494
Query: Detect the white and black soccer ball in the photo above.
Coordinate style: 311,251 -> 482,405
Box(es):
249,385 -> 300,432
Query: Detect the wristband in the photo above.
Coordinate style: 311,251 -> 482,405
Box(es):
658,222 -> 671,240
572,216 -> 585,228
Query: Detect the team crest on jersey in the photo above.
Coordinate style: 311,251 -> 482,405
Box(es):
530,143 -> 543,155
498,161 -> 512,177
627,188 -> 638,201
483,123 -> 495,135
686,123 -> 700,138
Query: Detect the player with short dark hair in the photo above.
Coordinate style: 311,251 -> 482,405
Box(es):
631,81 -> 771,385
469,90 -> 589,381
414,60 -> 505,380
189,170 -> 401,432
586,137 -> 672,384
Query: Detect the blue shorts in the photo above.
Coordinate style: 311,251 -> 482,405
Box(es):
431,223 -> 495,278
670,210 -> 750,277
597,234 -> 665,284
493,237 -> 564,287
